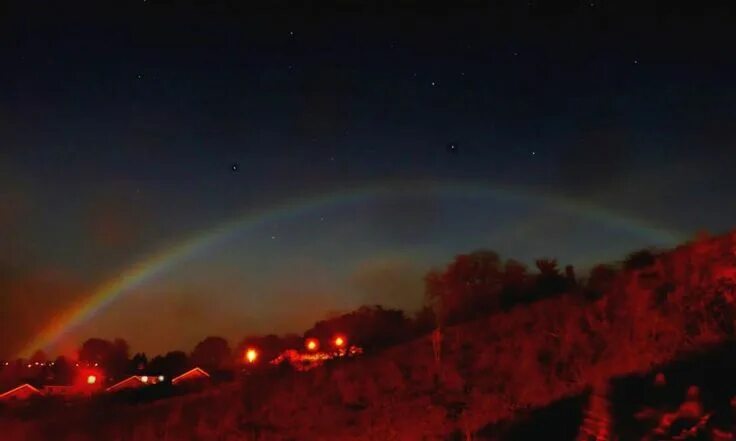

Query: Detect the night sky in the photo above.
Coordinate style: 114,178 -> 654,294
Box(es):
1,1 -> 735,358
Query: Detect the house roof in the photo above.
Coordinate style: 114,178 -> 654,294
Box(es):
171,367 -> 210,385
0,383 -> 41,399
106,376 -> 146,392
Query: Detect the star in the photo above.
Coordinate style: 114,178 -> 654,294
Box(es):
446,143 -> 458,153
633,59 -> 639,65
431,81 -> 437,87
531,151 -> 536,156
231,162 -> 240,172
289,31 -> 294,37
137,73 -> 143,79
271,235 -> 277,240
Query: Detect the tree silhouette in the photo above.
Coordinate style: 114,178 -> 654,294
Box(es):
50,356 -> 73,384
109,338 -> 130,378
426,250 -> 504,324
534,258 -> 568,298
425,269 -> 449,325
535,258 -> 560,276
623,249 -> 657,271
191,337 -> 231,370
79,338 -> 113,364
148,351 -> 189,377
78,337 -> 130,379
501,259 -> 529,306
413,305 -> 436,335
130,353 -> 148,372
305,305 -> 412,351
30,350 -> 47,364
587,264 -> 618,299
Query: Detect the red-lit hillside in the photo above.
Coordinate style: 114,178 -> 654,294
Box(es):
3,231 -> 736,440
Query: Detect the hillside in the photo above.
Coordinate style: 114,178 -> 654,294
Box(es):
3,231 -> 736,440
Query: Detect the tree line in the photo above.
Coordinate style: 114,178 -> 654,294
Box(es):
1,247 -> 658,389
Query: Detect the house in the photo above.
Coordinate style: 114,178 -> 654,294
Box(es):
43,385 -> 79,397
171,367 -> 209,385
0,383 -> 41,401
106,375 -> 163,393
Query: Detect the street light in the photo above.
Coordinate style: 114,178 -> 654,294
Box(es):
305,338 -> 319,352
87,375 -> 97,385
245,348 -> 258,364
333,335 -> 346,348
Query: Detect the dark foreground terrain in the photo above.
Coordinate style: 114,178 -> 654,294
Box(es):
4,232 -> 736,440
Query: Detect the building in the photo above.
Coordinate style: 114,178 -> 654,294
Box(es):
106,375 -> 164,393
0,383 -> 42,401
43,385 -> 79,398
171,367 -> 209,385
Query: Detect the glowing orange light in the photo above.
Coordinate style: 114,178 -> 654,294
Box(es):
245,348 -> 258,363
306,338 -> 319,351
87,375 -> 97,385
334,336 -> 346,347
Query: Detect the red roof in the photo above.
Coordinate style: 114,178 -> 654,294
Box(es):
0,383 -> 41,400
106,375 -> 163,392
106,376 -> 146,392
171,367 -> 210,385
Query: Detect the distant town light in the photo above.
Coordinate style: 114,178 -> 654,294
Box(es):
334,335 -> 346,348
87,375 -> 97,385
141,376 -> 149,383
158,375 -> 165,382
245,348 -> 258,364
306,338 -> 319,351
